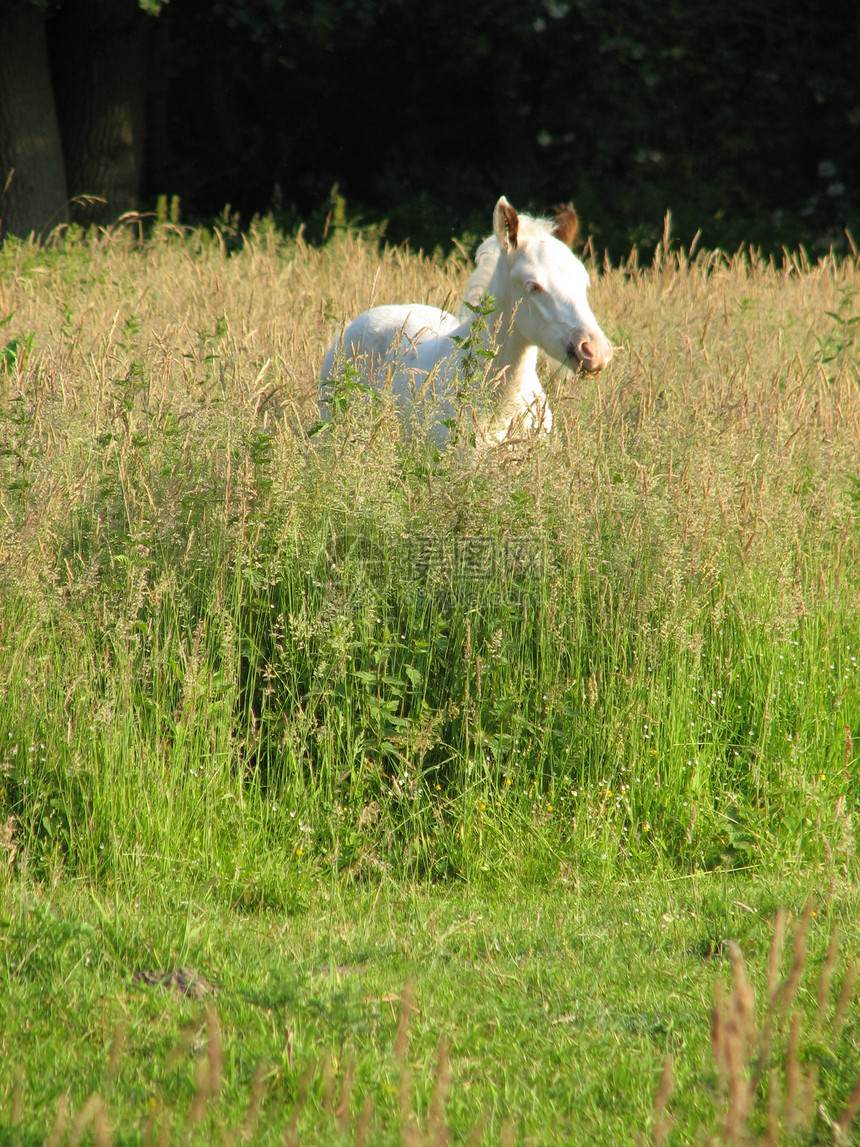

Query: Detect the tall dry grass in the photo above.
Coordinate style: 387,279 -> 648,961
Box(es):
0,218 -> 857,884
2,219 -> 857,596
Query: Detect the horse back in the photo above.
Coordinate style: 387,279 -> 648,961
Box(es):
321,304 -> 461,380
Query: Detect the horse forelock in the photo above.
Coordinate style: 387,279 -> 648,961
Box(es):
522,214 -> 556,237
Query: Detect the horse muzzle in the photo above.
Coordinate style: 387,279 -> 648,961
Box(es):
567,334 -> 613,373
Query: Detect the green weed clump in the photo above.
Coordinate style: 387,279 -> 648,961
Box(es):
0,220 -> 856,894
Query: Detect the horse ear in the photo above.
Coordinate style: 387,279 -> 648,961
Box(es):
493,196 -> 519,252
552,202 -> 579,248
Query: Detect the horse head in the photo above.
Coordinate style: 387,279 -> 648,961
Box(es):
492,196 -> 613,373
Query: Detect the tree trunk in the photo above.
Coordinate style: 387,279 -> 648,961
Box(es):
0,4 -> 68,239
48,0 -> 150,225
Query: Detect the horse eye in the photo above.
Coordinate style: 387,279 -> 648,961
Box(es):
527,281 -> 544,294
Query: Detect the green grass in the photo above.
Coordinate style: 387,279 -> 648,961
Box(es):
0,219 -> 858,1141
2,872 -> 860,1145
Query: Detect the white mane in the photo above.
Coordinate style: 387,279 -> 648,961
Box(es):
459,214 -> 558,319
460,237 -> 500,316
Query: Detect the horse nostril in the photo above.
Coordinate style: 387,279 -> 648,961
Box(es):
568,338 -> 597,366
568,335 -> 611,369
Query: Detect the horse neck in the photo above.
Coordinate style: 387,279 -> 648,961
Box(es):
483,254 -> 537,400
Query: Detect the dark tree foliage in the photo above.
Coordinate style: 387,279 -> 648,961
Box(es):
2,0 -> 856,252
142,0 -> 860,254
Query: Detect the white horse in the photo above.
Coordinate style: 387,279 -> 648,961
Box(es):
318,196 -> 613,449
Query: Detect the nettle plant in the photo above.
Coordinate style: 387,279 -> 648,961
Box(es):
309,356 -> 374,436
443,294 -> 499,446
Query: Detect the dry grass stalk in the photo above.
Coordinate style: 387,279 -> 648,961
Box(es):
395,979 -> 420,1146
832,960 -> 857,1037
106,1020 -> 127,1081
651,1053 -> 674,1147
44,1093 -> 71,1147
239,1063 -> 266,1141
353,1094 -> 374,1147
701,909 -> 860,1145
69,1092 -> 112,1147
395,978 -> 415,1062
817,924 -> 841,1027
782,1012 -> 817,1137
283,1059 -> 315,1147
141,1097 -> 167,1147
500,1118 -> 517,1147
426,1033 -> 452,1147
465,1122 -> 485,1147
184,1005 -> 222,1134
763,1067 -> 780,1147
0,815 -> 17,868
776,902 -> 813,1017
335,1058 -> 355,1135
765,908 -> 786,1007
711,969 -> 753,1140
728,942 -> 756,1048
321,1054 -> 335,1115
834,1075 -> 860,1142
10,1066 -> 24,1125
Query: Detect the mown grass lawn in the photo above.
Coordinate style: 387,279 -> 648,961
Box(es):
2,869 -> 858,1145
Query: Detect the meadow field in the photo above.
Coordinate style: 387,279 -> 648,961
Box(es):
0,216 -> 859,1144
